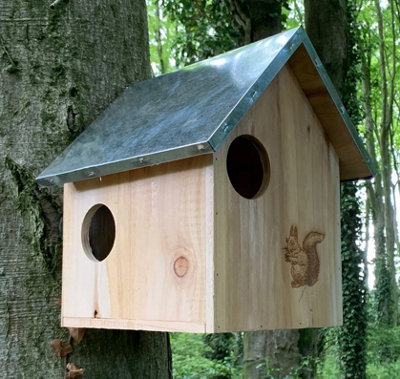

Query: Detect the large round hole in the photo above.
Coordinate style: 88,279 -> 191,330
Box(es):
81,204 -> 116,262
226,135 -> 270,199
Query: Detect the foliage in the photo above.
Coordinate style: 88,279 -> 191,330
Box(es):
357,0 -> 400,326
367,360 -> 400,378
317,329 -> 341,378
357,0 -> 400,145
365,295 -> 400,375
319,324 -> 400,377
367,325 -> 400,363
203,333 -> 242,362
339,183 -> 368,378
147,0 -> 180,74
147,0 -> 244,73
171,333 -> 241,378
333,2 -> 368,378
284,0 -> 304,29
152,0 -> 293,68
161,0 -> 241,66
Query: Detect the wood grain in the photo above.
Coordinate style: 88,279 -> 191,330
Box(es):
62,63 -> 343,333
283,225 -> 325,288
289,45 -> 371,181
63,317 -> 206,333
213,64 -> 342,332
62,155 -> 214,332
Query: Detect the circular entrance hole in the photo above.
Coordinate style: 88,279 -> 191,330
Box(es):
81,204 -> 116,262
226,135 -> 270,199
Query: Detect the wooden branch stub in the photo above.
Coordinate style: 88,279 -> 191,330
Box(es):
50,339 -> 73,357
68,327 -> 86,344
65,363 -> 85,378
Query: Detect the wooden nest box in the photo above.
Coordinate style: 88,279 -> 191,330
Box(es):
38,27 -> 374,333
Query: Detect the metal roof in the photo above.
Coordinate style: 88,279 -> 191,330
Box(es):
37,27 -> 375,186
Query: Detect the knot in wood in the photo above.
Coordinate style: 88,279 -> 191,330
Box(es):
174,256 -> 189,278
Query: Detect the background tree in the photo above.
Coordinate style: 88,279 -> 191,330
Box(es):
359,0 -> 399,327
147,0 -> 179,74
0,1 -> 171,377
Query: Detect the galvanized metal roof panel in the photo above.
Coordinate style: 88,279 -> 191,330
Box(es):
37,27 -> 374,186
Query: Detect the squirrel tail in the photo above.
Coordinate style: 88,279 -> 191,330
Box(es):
303,231 -> 325,286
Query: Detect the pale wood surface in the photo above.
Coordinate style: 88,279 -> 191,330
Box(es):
63,317 -> 206,333
289,45 -> 371,181
63,64 -> 343,333
213,64 -> 342,331
62,155 -> 213,332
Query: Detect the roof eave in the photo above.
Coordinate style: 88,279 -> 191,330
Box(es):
290,31 -> 376,180
208,26 -> 375,181
36,141 -> 214,186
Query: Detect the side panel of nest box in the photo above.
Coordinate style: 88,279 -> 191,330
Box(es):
61,155 -> 214,332
213,64 -> 342,332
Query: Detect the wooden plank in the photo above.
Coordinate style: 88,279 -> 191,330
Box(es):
289,44 -> 371,181
62,317 -> 206,333
62,154 -> 214,332
213,64 -> 342,331
204,164 -> 215,332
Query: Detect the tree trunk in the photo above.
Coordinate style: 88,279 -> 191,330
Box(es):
304,0 -> 347,95
243,330 -> 303,378
360,40 -> 391,324
0,1 -> 171,377
246,0 -> 282,42
374,0 -> 398,326
230,0 -> 282,45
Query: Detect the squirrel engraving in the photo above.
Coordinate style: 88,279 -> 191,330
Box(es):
283,225 -> 325,288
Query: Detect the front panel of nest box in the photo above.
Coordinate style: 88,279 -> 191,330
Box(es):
61,154 -> 214,333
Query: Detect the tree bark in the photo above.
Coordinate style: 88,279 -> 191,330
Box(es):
230,0 -> 282,44
243,330 -> 303,378
0,1 -> 171,377
246,0 -> 282,42
360,39 -> 391,324
305,0 -> 347,95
